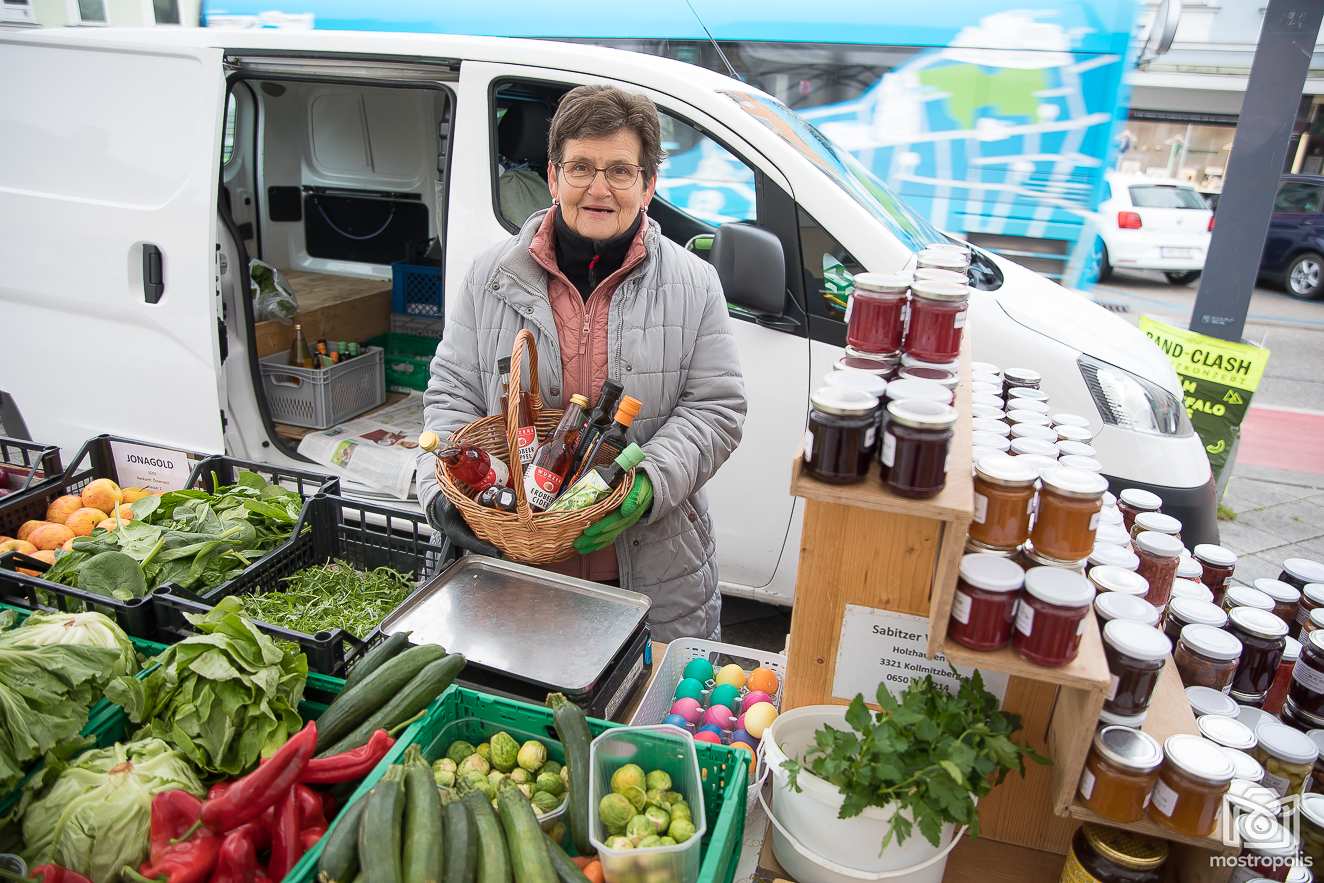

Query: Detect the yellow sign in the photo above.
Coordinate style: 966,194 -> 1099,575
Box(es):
1137,316 -> 1270,392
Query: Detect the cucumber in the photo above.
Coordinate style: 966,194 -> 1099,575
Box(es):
346,631 -> 415,691
316,644 -> 448,754
360,766 -> 406,883
322,654 -> 466,756
496,781 -> 556,883
542,833 -> 590,883
546,693 -> 592,856
462,791 -> 511,883
403,746 -> 445,883
317,793 -> 368,883
443,798 -> 476,883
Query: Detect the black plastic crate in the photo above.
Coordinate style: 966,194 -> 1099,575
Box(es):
0,436 -> 63,519
152,494 -> 453,676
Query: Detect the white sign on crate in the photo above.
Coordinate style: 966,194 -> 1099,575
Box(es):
109,440 -> 199,491
832,605 -> 1009,704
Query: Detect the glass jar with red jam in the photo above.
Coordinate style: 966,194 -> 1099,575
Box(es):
803,387 -> 878,484
947,553 -> 1025,652
1117,488 -> 1162,533
1290,630 -> 1324,721
1102,620 -> 1172,717
1228,606 -> 1290,706
1177,555 -> 1204,585
1031,467 -> 1109,563
1131,511 -> 1183,543
1162,596 -> 1228,646
970,454 -> 1037,551
897,366 -> 958,391
1133,530 -> 1184,610
1282,559 -> 1324,593
1193,543 -> 1237,607
903,279 -> 969,363
1298,584 -> 1324,639
1224,584 -> 1276,614
1264,636 -> 1302,715
881,399 -> 958,499
1095,592 -> 1160,628
845,272 -> 908,356
1174,624 -> 1242,693
1256,579 -> 1304,634
1013,566 -> 1094,667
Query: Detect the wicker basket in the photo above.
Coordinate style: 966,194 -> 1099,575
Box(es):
435,329 -> 633,564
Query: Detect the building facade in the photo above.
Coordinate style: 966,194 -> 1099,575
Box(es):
0,0 -> 198,27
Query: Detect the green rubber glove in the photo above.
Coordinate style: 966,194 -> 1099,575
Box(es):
574,472 -> 654,555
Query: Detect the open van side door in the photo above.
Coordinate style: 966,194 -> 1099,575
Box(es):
0,33 -> 227,456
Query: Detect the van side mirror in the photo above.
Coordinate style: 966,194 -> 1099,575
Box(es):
710,223 -> 785,316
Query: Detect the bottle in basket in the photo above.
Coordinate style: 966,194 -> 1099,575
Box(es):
499,357 -> 539,466
547,443 -> 645,512
419,431 -> 509,494
523,394 -> 589,511
572,379 -> 624,470
581,396 -> 642,471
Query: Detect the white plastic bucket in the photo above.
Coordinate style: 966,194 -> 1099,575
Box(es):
759,705 -> 964,883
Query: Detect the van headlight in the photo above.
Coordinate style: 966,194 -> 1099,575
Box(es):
1077,354 -> 1193,437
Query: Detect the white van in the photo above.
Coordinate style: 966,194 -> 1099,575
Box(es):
0,27 -> 1216,607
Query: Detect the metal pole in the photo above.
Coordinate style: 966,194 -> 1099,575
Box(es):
1189,0 -> 1324,341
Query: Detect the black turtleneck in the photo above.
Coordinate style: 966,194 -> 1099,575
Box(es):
553,207 -> 643,301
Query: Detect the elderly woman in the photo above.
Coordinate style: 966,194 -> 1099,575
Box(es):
416,85 -> 746,641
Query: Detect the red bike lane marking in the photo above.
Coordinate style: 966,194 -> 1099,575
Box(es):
1237,407 -> 1324,475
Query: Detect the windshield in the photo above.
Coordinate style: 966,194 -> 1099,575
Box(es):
1128,185 -> 1207,210
722,89 -> 946,253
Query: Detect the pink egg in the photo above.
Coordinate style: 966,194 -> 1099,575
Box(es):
670,697 -> 703,725
703,704 -> 735,730
693,730 -> 722,744
741,691 -> 774,713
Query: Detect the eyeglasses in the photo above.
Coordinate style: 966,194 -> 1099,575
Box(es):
557,160 -> 644,190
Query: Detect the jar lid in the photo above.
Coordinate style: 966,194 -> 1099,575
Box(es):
1103,619 -> 1171,661
1221,750 -> 1265,784
913,267 -> 968,285
835,355 -> 892,376
1134,530 -> 1184,558
809,386 -> 878,417
1017,454 -> 1062,477
910,279 -> 970,302
958,553 -> 1025,593
1006,409 -> 1052,426
887,377 -> 953,404
1040,466 -> 1109,499
971,381 -> 1002,397
1098,507 -> 1125,527
1092,726 -> 1163,773
971,434 -> 1012,453
1007,398 -> 1051,415
1171,579 -> 1214,604
1305,629 -> 1324,658
898,353 -> 956,371
1284,558 -> 1324,584
1119,488 -> 1163,511
1007,387 -> 1050,403
1162,734 -> 1235,785
1089,566 -> 1150,596
973,453 -> 1038,487
971,418 -> 1011,437
1135,511 -> 1182,535
1009,438 -> 1059,459
846,345 -> 901,364
898,366 -> 958,389
1090,545 -> 1140,571
1168,596 -> 1228,629
1235,814 -> 1297,857
1056,440 -> 1097,458
1186,686 -> 1239,718
1228,605 -> 1289,639
970,405 -> 1006,421
972,361 -> 1001,376
853,271 -> 911,293
1255,578 -> 1302,605
1004,367 -> 1042,384
1197,714 -> 1257,751
1229,778 -> 1277,807
1256,722 -> 1319,765
1226,585 -> 1275,612
1103,491 -> 1117,507
1284,635 -> 1302,662
1305,583 -> 1324,606
971,392 -> 1007,410
1097,707 -> 1148,727
824,370 -> 888,399
1051,413 -> 1090,428
1301,792 -> 1324,830
1193,543 -> 1237,567
1180,624 -> 1243,662
916,246 -> 970,271
1010,424 -> 1059,443
886,398 -> 958,430
1055,425 -> 1094,444
1059,454 -> 1103,473
1094,592 -> 1158,627
1238,704 -> 1274,734
1311,607 -> 1324,630
1095,523 -> 1134,547
1176,555 -> 1203,581
1023,566 -> 1093,608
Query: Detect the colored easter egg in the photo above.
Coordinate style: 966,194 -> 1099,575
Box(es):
747,667 -> 780,695
744,702 -> 778,739
693,730 -> 722,745
663,713 -> 692,730
696,724 -> 725,739
741,691 -> 774,713
683,658 -> 715,683
709,684 -> 742,713
703,704 -> 735,729
729,741 -> 756,774
670,698 -> 703,725
673,678 -> 705,702
731,728 -> 757,748
735,712 -> 746,732
714,664 -> 747,689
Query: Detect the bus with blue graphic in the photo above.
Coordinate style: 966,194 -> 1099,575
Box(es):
203,0 -> 1138,288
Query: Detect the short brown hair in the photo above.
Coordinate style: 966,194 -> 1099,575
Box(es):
547,85 -> 666,183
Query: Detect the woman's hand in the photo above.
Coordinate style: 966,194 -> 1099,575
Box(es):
427,496 -> 503,558
573,473 -> 653,554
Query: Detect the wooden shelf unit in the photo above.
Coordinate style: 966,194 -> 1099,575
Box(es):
940,606 -> 1112,693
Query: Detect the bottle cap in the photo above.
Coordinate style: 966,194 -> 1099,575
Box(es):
569,394 -> 589,408
418,431 -> 440,452
615,396 -> 643,425
615,443 -> 646,471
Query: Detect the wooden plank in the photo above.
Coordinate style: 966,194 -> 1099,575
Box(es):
254,271 -> 392,357
941,606 -> 1112,693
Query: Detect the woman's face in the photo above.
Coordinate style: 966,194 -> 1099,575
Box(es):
548,128 -> 655,241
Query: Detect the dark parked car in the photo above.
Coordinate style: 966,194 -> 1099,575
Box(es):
1260,175 -> 1324,300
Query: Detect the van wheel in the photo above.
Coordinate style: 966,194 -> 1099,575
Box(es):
1286,252 -> 1324,300
1094,240 -> 1113,282
1164,271 -> 1201,286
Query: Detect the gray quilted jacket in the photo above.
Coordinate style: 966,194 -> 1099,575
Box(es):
416,209 -> 747,641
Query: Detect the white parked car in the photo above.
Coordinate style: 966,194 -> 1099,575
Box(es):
1096,172 -> 1213,285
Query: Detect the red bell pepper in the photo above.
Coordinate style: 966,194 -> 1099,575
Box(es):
137,827 -> 219,883
200,721 -> 317,833
210,829 -> 260,883
149,791 -> 204,861
266,788 -> 300,882
293,785 -> 326,831
297,730 -> 394,785
29,865 -> 93,883
298,827 -> 326,852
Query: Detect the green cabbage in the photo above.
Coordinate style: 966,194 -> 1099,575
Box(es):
489,732 -> 519,772
21,738 -> 204,883
4,611 -> 137,680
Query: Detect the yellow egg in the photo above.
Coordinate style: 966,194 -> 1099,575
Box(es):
714,664 -> 747,689
729,741 -> 756,775
744,702 -> 778,739
747,667 -> 779,695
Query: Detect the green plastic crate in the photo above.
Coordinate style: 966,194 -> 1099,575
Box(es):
365,332 -> 439,393
287,686 -> 748,883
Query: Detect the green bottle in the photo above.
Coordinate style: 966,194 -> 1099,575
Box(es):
546,443 -> 646,512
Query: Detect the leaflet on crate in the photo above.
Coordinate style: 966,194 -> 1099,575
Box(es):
297,393 -> 424,499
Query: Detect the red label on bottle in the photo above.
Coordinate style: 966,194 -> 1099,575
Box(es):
516,425 -> 538,465
524,465 -> 563,510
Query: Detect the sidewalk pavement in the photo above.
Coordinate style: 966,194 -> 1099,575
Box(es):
1218,460 -> 1324,586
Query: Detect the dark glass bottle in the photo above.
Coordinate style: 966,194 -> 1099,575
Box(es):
571,379 -> 625,473
582,396 -> 642,470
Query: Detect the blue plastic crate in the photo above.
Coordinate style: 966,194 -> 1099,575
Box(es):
391,262 -> 443,317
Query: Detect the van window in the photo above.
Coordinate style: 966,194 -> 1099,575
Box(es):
797,208 -> 863,324
653,114 -> 756,227
221,92 -> 237,166
152,0 -> 180,23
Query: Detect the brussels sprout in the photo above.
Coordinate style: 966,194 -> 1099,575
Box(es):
433,769 -> 456,788
446,740 -> 476,765
662,791 -> 685,806
477,742 -> 492,761
433,757 -> 458,775
532,790 -> 561,814
669,801 -> 691,821
542,760 -> 562,777
518,740 -> 548,773
509,768 -> 533,785
645,770 -> 672,792
668,818 -> 696,844
535,771 -> 565,796
605,836 -> 634,851
626,814 -> 655,846
458,754 -> 491,777
637,835 -> 663,849
517,783 -> 534,799
658,836 -> 676,847
644,788 -> 670,810
490,731 -> 520,772
488,770 -> 507,787
611,764 -> 646,796
644,805 -> 670,834
599,793 -> 635,830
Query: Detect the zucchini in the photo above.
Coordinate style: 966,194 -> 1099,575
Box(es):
542,833 -> 590,883
403,746 -> 445,883
316,644 -> 448,754
360,766 -> 407,883
346,631 -> 415,691
546,693 -> 592,855
496,781 -> 556,883
317,794 -> 369,883
443,798 -> 477,883
323,654 -> 466,756
462,791 -> 511,883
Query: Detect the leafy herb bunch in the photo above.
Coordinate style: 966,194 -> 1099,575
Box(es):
782,672 -> 1046,849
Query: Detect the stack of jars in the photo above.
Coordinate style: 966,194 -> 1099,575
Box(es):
970,359 -> 1097,473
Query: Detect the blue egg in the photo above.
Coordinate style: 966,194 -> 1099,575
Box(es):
731,728 -> 758,748
663,713 -> 692,730
696,724 -> 727,742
